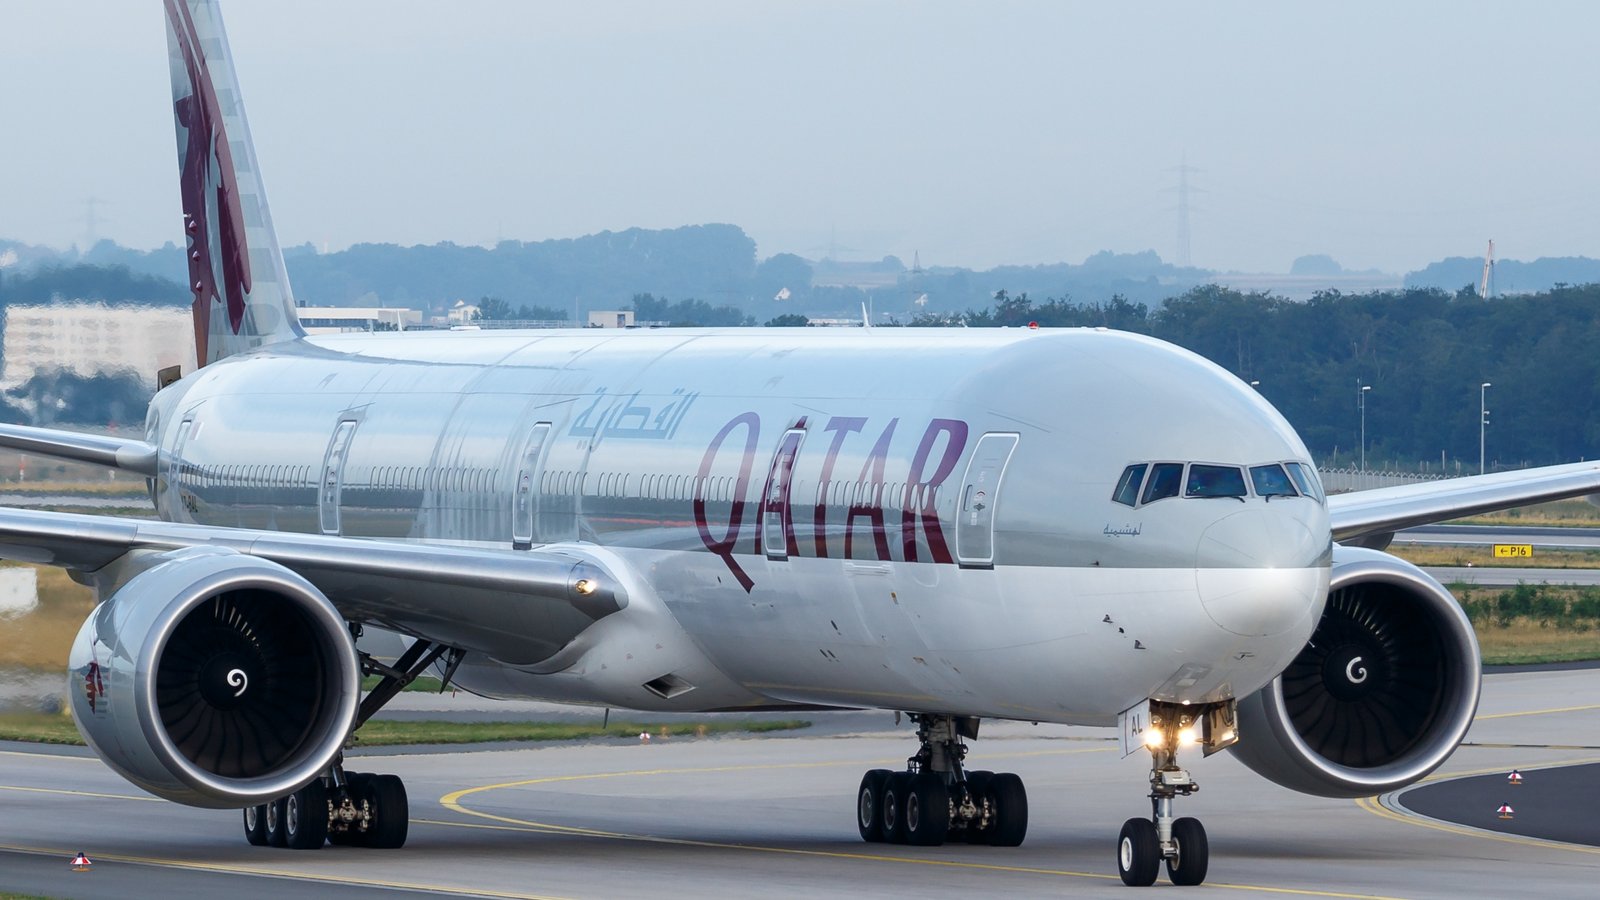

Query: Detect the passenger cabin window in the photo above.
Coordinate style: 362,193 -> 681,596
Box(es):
1185,464 -> 1247,499
1285,462 -> 1324,502
1249,464 -> 1298,499
1113,464 -> 1147,507
1142,463 -> 1184,504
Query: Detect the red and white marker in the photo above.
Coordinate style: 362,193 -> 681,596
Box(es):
1508,770 -> 1523,786
638,731 -> 651,743
1497,804 -> 1514,819
69,851 -> 92,871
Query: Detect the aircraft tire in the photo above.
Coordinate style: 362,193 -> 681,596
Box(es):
1165,817 -> 1208,886
882,772 -> 913,844
243,805 -> 268,846
264,797 -> 289,848
1117,817 -> 1160,887
987,772 -> 1028,847
366,774 -> 409,849
285,779 -> 329,850
903,773 -> 951,846
857,769 -> 892,842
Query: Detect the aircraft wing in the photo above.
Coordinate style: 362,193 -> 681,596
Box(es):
0,423 -> 158,474
0,505 -> 625,666
1327,460 -> 1600,543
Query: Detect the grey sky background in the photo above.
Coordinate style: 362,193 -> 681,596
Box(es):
2,1 -> 1595,274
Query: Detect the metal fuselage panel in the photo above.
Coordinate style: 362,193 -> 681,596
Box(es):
145,328 -> 1331,723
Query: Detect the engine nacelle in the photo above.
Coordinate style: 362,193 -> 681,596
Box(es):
68,547 -> 359,809
1230,546 -> 1480,797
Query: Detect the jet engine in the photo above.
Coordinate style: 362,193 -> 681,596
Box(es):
1230,545 -> 1481,797
67,547 -> 359,809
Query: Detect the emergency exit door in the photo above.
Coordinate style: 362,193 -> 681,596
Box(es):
511,422 -> 552,549
318,419 -> 359,535
956,432 -> 1018,568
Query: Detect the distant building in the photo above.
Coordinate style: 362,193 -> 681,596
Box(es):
587,310 -> 635,328
296,306 -> 422,334
446,300 -> 479,325
1,303 -> 195,388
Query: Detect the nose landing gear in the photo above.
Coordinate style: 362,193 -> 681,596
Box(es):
1117,700 -> 1234,886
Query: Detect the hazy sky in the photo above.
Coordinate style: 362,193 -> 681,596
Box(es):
2,1 -> 1597,274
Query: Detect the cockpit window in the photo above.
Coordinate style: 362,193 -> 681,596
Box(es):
1185,464 -> 1248,498
1142,463 -> 1184,504
1249,464 -> 1298,498
1285,462 -> 1324,501
1113,464 -> 1148,507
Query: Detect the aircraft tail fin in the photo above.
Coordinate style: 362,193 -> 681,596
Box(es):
164,0 -> 304,367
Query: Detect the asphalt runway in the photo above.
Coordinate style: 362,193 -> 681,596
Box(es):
3,667 -> 1599,899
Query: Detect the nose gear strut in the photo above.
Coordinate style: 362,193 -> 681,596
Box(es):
1118,699 -> 1235,886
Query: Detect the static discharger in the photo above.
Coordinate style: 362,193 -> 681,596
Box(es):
70,851 -> 92,871
1497,804 -> 1515,820
1507,769 -> 1523,786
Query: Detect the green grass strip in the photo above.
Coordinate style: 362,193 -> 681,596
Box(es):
0,713 -> 808,747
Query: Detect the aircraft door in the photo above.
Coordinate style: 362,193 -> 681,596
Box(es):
512,422 -> 552,549
956,432 -> 1019,568
762,426 -> 807,560
318,419 -> 359,535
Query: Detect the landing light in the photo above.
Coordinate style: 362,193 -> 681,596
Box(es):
1177,727 -> 1199,747
1142,728 -> 1165,748
574,579 -> 598,596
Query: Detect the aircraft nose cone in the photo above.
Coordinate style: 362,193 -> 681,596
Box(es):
1195,506 -> 1328,637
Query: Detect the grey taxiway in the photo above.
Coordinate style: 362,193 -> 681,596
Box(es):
2,666 -> 1598,899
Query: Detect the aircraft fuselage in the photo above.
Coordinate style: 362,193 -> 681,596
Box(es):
146,325 -> 1331,725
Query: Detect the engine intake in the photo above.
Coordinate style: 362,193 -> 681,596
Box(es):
68,547 -> 359,808
1230,546 -> 1481,797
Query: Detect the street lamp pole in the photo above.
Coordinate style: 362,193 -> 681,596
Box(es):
1359,383 -> 1372,473
1480,382 -> 1492,475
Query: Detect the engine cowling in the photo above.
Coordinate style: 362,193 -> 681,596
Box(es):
1230,545 -> 1481,797
68,547 -> 359,809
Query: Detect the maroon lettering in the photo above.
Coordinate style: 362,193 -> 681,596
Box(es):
845,418 -> 898,561
813,417 -> 866,558
901,419 -> 968,564
694,412 -> 761,592
754,420 -> 807,559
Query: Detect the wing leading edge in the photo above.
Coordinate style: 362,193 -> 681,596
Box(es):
1327,460 -> 1600,543
0,505 -> 625,667
0,423 -> 158,475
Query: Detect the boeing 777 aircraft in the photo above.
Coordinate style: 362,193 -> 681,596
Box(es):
9,0 -> 1600,887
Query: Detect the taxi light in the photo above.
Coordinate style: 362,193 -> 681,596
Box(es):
1177,727 -> 1199,747
1142,728 -> 1165,748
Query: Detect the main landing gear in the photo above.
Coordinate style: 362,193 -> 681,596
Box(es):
1116,700 -> 1236,887
855,714 -> 1028,847
242,633 -> 464,851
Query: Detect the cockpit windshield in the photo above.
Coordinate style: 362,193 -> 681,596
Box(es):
1185,464 -> 1248,499
1249,463 -> 1298,499
1112,459 -> 1324,508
